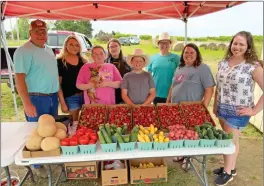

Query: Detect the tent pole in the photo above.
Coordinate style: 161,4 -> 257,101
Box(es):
184,18 -> 188,45
0,18 -> 19,120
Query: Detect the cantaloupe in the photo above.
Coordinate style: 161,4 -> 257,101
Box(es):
37,114 -> 57,137
55,122 -> 67,132
26,134 -> 43,151
53,129 -> 67,140
31,128 -> 39,136
41,137 -> 60,151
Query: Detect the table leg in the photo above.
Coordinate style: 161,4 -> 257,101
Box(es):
189,156 -> 208,186
47,164 -> 52,186
202,156 -> 208,186
54,164 -> 67,186
18,166 -> 35,186
3,166 -> 11,186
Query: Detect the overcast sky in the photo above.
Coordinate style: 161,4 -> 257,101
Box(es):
4,2 -> 263,37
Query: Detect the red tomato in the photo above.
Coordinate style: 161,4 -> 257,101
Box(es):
61,139 -> 69,146
89,140 -> 96,144
90,133 -> 98,141
79,136 -> 89,145
86,129 -> 93,133
71,136 -> 78,141
69,139 -> 78,146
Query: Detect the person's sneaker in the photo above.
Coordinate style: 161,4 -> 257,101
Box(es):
215,171 -> 233,186
213,167 -> 237,176
34,166 -> 48,178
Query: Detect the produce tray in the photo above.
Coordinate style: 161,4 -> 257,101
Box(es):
156,103 -> 188,129
79,144 -> 97,154
183,140 -> 200,148
199,139 -> 216,148
119,142 -> 136,151
153,142 -> 169,150
215,139 -> 233,148
61,146 -> 79,155
180,101 -> 216,127
132,105 -> 159,127
78,104 -> 107,130
100,143 -> 117,152
169,140 -> 184,149
137,141 -> 153,151
107,104 -> 133,131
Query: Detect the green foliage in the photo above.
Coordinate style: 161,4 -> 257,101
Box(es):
139,35 -> 152,40
12,18 -> 29,40
112,32 -> 136,39
94,30 -> 113,42
53,20 -> 93,37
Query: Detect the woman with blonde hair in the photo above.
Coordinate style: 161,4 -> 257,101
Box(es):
57,35 -> 87,124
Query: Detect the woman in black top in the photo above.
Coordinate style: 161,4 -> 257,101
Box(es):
57,35 -> 87,122
106,38 -> 131,104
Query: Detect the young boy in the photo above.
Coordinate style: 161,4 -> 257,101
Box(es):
121,49 -> 156,107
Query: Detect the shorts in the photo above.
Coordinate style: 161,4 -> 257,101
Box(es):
216,104 -> 250,130
65,94 -> 84,111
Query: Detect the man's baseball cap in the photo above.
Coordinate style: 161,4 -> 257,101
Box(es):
29,19 -> 47,31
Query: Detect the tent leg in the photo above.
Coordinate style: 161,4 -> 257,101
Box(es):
184,18 -> 188,45
0,18 -> 19,120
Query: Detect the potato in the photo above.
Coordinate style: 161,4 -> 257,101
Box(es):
55,122 -> 67,132
53,129 -> 67,140
26,134 -> 43,151
41,137 -> 60,151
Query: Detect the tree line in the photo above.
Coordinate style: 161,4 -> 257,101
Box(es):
5,18 -> 263,43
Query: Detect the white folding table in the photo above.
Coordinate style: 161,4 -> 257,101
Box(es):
1,122 -> 37,186
15,142 -> 235,186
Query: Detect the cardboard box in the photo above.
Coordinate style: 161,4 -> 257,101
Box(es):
22,146 -> 61,158
65,161 -> 98,179
130,158 -> 167,184
180,101 -> 216,126
101,160 -> 128,186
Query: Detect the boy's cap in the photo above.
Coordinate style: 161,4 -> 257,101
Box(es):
29,19 -> 47,31
127,48 -> 149,67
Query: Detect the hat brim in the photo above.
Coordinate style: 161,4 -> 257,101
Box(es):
156,39 -> 176,46
127,54 -> 150,68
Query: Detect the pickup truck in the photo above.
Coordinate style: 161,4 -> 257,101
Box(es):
1,31 -> 93,88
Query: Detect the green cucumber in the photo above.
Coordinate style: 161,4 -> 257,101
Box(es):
121,124 -> 128,135
105,123 -> 111,137
101,128 -> 112,143
228,132 -> 233,139
194,126 -> 201,133
207,129 -> 215,140
97,131 -> 106,144
114,133 -> 124,143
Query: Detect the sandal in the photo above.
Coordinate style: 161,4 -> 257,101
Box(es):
173,156 -> 184,162
181,158 -> 191,171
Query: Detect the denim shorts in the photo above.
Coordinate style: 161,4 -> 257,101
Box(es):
65,94 -> 84,111
217,105 -> 250,130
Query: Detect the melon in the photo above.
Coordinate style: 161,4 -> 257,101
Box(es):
55,122 -> 67,132
38,114 -> 56,137
41,137 -> 60,151
53,129 -> 67,140
26,134 -> 43,151
31,128 -> 39,136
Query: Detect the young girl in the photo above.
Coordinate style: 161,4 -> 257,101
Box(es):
121,49 -> 156,106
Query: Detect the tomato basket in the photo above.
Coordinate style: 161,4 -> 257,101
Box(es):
79,144 -> 97,154
61,146 -> 79,155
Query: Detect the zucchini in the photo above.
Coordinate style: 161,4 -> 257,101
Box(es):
217,134 -> 223,140
105,123 -> 111,137
122,124 -> 128,135
101,128 -> 112,143
116,127 -> 122,135
114,133 -> 124,143
123,135 -> 130,143
97,131 -> 106,144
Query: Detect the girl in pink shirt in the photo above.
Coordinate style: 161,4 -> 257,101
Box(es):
76,45 -> 122,105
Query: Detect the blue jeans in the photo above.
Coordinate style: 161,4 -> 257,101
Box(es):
65,94 -> 84,111
25,93 -> 58,122
25,93 -> 58,169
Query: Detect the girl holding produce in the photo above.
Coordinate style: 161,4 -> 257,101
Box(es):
57,35 -> 87,122
213,31 -> 263,186
121,49 -> 156,107
106,39 -> 131,104
167,43 -> 215,170
76,45 -> 122,105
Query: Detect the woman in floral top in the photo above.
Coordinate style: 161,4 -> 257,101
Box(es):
213,31 -> 263,186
